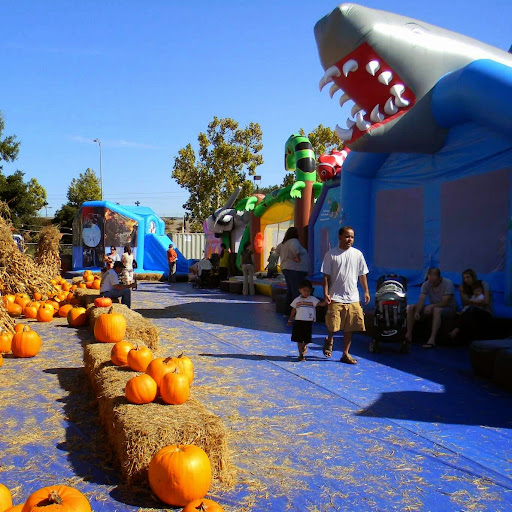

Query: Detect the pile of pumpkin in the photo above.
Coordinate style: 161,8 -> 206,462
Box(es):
75,269 -> 101,290
0,480 -> 225,510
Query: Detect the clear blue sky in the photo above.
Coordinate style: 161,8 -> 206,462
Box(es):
1,0 -> 511,218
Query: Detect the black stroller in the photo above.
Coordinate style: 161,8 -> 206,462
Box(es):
369,274 -> 409,353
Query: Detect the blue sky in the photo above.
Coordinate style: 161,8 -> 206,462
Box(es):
1,0 -> 511,218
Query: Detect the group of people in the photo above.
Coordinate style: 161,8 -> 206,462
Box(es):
99,245 -> 137,308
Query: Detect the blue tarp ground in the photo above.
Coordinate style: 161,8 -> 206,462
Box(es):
1,282 -> 511,511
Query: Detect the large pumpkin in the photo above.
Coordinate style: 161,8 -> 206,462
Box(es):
21,484 -> 91,512
11,327 -> 42,358
67,306 -> 88,327
148,445 -> 212,507
145,357 -> 177,393
58,304 -> 74,318
182,499 -> 225,512
110,341 -> 134,366
5,504 -> 24,511
94,297 -> 112,308
94,307 -> 126,343
125,374 -> 157,404
160,369 -> 190,405
127,345 -> 153,372
0,483 -> 13,511
36,303 -> 54,323
0,331 -> 14,353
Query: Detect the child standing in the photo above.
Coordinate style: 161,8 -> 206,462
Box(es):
287,279 -> 326,361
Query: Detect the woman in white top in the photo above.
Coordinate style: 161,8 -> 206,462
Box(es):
121,245 -> 135,284
276,227 -> 310,310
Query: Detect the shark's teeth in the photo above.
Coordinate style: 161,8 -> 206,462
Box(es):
370,104 -> 384,123
339,93 -> 351,107
329,83 -> 341,98
319,65 -> 341,91
366,60 -> 380,76
384,97 -> 399,115
378,71 -> 393,86
342,59 -> 358,77
351,104 -> 363,117
346,118 -> 356,129
355,111 -> 371,131
335,124 -> 353,141
390,84 -> 410,107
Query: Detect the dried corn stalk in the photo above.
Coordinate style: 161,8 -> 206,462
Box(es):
0,298 -> 15,333
34,225 -> 62,280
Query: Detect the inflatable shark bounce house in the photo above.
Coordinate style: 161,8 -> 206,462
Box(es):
309,4 -> 512,316
72,201 -> 187,276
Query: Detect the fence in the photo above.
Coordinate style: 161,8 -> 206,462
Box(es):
170,232 -> 205,261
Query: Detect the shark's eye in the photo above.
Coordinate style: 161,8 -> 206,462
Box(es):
405,22 -> 428,36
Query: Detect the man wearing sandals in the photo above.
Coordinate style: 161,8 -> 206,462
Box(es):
321,226 -> 370,364
405,267 -> 457,348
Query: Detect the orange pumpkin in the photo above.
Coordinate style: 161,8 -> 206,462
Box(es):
36,303 -> 54,323
0,331 -> 13,353
127,345 -> 153,372
0,483 -> 13,511
0,353 -> 3,368
11,326 -> 42,358
61,281 -> 72,292
94,307 -> 126,343
23,304 -> 39,319
84,274 -> 94,283
110,341 -> 134,366
94,297 -> 113,308
160,369 -> 190,405
32,292 -> 43,301
58,304 -> 74,318
6,303 -> 23,318
14,323 -> 28,333
148,445 -> 212,507
21,484 -> 91,512
15,297 -> 31,310
91,279 -> 101,290
78,283 -> 87,289
67,306 -> 88,327
182,499 -> 225,512
5,504 -> 24,511
3,294 -> 16,305
145,357 -> 177,393
172,353 -> 194,385
125,374 -> 158,404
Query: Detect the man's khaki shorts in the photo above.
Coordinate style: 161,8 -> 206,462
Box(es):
325,302 -> 366,333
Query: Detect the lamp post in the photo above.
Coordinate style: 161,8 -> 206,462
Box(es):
92,138 -> 103,200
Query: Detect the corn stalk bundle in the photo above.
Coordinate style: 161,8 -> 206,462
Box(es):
34,225 -> 62,280
0,204 -> 54,297
0,298 -> 14,333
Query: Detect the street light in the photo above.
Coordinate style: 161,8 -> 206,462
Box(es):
92,138 -> 103,200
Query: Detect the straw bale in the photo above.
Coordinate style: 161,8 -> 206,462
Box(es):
34,225 -> 62,280
73,287 -> 101,306
0,203 -> 54,297
87,303 -> 159,350
83,342 -> 234,487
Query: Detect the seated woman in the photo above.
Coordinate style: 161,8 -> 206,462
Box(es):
449,268 -> 493,343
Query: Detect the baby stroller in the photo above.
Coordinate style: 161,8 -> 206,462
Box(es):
369,274 -> 409,354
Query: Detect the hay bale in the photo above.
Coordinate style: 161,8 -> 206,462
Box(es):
73,287 -> 101,306
87,303 -> 159,350
83,342 -> 234,487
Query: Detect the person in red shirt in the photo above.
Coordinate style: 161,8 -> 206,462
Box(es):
167,243 -> 178,283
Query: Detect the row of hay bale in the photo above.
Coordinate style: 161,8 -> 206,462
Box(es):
82,303 -> 234,489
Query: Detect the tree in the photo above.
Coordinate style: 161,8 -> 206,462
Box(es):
0,170 -> 47,228
0,111 -> 20,171
172,117 -> 263,228
53,168 -> 101,228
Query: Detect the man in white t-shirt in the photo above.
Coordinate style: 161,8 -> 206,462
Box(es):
321,226 -> 370,365
100,261 -> 137,308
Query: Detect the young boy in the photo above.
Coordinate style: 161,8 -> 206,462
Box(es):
287,279 -> 326,361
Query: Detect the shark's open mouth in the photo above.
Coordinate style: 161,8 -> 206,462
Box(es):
319,42 -> 416,144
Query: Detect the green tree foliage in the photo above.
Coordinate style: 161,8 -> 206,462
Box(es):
53,168 -> 101,228
172,117 -> 263,227
0,111 -> 20,170
0,170 -> 47,227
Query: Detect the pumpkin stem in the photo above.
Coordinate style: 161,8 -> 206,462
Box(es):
195,503 -> 207,511
177,352 -> 184,358
108,306 -> 114,314
48,490 -> 63,504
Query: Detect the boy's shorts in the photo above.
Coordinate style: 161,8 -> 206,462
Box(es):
325,302 -> 365,333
